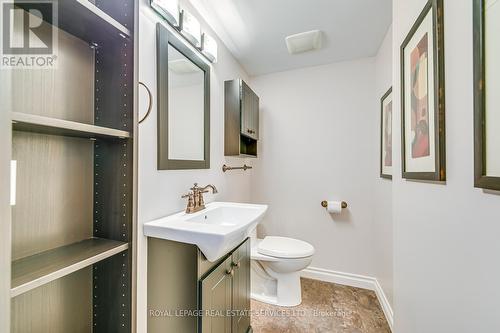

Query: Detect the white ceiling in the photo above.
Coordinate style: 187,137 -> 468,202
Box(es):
190,0 -> 392,76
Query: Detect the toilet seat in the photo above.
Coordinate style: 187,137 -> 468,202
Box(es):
251,246 -> 280,261
257,236 -> 314,259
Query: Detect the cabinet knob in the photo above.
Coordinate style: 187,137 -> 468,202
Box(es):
231,261 -> 240,268
226,268 -> 234,276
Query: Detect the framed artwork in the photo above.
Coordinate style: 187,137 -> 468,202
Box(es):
380,87 -> 393,179
474,0 -> 500,190
400,0 -> 446,181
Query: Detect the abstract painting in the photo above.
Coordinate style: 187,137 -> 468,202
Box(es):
380,87 -> 393,179
410,34 -> 430,159
401,0 -> 445,181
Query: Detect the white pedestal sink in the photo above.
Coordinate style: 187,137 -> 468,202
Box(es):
143,202 -> 268,261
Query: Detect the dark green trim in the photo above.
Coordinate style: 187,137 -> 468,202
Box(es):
156,23 -> 211,170
473,0 -> 500,190
380,87 -> 393,180
400,0 -> 446,182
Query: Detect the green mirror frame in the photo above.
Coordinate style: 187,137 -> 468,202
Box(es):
156,23 -> 211,170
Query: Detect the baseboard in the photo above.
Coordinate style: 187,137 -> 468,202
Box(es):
373,278 -> 394,331
301,267 -> 394,330
301,267 -> 375,290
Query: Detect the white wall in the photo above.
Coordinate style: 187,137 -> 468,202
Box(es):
373,26 -> 394,307
250,59 -> 378,277
392,0 -> 500,332
137,0 -> 252,331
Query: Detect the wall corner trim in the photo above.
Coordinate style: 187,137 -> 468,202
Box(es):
301,267 -> 394,331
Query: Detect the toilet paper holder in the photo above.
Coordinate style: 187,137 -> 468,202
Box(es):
321,200 -> 348,209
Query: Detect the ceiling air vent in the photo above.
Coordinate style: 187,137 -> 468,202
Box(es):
285,30 -> 323,55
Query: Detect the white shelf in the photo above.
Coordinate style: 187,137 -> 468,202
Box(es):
11,112 -> 131,140
15,0 -> 131,45
11,238 -> 128,298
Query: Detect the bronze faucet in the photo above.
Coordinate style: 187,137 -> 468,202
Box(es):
182,183 -> 218,214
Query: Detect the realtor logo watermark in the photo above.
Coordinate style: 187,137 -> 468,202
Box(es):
1,0 -> 58,68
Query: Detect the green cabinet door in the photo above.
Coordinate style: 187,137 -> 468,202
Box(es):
231,239 -> 251,333
240,81 -> 259,141
199,239 -> 251,333
240,80 -> 252,138
250,88 -> 259,141
200,256 -> 233,333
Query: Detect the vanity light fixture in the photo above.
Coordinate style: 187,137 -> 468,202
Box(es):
202,33 -> 218,63
285,30 -> 323,55
180,9 -> 202,47
149,1 -> 217,63
151,0 -> 180,26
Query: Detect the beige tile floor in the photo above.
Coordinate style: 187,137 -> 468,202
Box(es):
251,278 -> 391,333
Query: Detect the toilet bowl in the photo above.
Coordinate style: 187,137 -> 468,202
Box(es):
250,235 -> 314,307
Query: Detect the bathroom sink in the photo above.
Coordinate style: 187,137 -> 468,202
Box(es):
143,202 -> 268,261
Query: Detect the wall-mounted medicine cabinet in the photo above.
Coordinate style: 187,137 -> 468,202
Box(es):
224,79 -> 260,157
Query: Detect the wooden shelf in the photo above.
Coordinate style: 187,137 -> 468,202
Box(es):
15,0 -> 131,45
11,238 -> 128,298
11,112 -> 131,140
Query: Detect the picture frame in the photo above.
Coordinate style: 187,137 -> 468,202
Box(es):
400,0 -> 446,181
380,87 -> 393,179
474,0 -> 500,190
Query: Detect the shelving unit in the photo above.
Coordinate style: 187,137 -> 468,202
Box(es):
11,238 -> 128,298
5,0 -> 137,332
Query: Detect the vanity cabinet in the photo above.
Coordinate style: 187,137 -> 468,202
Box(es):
225,79 -> 260,157
148,237 -> 252,333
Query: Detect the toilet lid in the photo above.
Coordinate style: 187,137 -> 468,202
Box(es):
257,236 -> 315,259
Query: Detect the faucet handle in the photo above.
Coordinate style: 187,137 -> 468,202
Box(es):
190,183 -> 201,192
182,192 -> 195,213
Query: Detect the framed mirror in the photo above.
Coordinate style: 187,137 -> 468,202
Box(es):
156,23 -> 210,170
474,0 -> 500,190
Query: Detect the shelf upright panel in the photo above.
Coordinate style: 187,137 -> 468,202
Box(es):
92,0 -> 135,330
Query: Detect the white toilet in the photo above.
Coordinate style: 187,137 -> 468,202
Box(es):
250,230 -> 314,307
